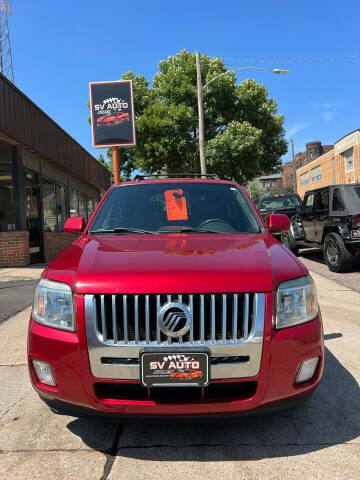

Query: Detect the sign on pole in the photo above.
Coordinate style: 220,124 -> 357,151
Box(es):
89,80 -> 136,148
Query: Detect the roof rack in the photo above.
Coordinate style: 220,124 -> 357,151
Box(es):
133,173 -> 219,181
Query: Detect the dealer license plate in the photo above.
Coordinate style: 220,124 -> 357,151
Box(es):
140,350 -> 210,387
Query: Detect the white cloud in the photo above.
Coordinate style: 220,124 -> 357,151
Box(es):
322,111 -> 335,123
313,100 -> 344,109
286,122 -> 311,137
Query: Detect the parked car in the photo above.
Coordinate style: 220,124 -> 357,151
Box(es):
258,193 -> 302,221
28,174 -> 323,418
283,183 -> 360,272
96,111 -> 129,127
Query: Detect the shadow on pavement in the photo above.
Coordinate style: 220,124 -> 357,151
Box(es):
67,345 -> 360,460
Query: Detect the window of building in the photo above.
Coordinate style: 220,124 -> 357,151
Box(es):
344,148 -> 354,172
304,193 -> 314,212
79,192 -> 87,221
69,189 -> 79,217
42,177 -> 57,232
300,172 -> 309,187
55,182 -> 67,232
87,197 -> 95,220
311,166 -> 322,183
332,188 -> 345,211
0,165 -> 15,232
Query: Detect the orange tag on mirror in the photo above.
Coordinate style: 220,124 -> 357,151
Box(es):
164,189 -> 188,221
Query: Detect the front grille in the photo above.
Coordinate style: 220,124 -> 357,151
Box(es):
94,381 -> 258,403
90,293 -> 258,346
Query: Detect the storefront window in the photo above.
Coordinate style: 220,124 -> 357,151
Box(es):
69,188 -> 79,217
87,197 -> 95,220
0,165 -> 15,232
55,182 -> 67,231
42,177 -> 57,232
79,192 -> 87,221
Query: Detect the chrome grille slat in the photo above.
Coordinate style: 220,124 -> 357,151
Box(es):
211,294 -> 215,344
200,294 -> 205,344
123,295 -> 128,344
189,294 -> 194,344
134,295 -> 139,344
222,294 -> 227,343
100,294 -> 107,342
112,295 -> 117,344
145,295 -> 150,345
91,293 -> 261,346
156,295 -> 161,344
232,293 -> 238,342
243,293 -> 249,341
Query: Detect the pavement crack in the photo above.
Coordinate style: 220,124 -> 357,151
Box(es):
100,424 -> 123,480
0,448 -> 91,453
0,309 -> 29,325
0,392 -> 31,422
0,363 -> 27,367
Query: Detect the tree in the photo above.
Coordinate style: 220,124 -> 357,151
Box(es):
89,50 -> 287,181
246,178 -> 268,205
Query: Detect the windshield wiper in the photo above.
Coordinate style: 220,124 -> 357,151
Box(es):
158,227 -> 222,234
89,228 -> 158,235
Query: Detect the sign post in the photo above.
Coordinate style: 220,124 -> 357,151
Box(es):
89,80 -> 136,184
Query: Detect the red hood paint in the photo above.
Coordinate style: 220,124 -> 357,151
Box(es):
44,233 -> 306,294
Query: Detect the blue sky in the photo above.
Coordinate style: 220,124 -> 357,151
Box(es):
9,0 -> 360,166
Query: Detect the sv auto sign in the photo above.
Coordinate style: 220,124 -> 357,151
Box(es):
89,80 -> 136,148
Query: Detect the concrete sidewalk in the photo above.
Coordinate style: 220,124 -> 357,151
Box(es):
0,272 -> 359,480
0,264 -> 46,282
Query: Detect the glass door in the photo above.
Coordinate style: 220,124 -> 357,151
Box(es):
24,170 -> 43,263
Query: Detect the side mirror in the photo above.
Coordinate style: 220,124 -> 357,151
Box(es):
64,217 -> 85,234
267,214 -> 290,234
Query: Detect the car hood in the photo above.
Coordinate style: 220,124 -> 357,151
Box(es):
45,233 -> 306,294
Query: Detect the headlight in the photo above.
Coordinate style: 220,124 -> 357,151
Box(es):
33,278 -> 75,331
276,276 -> 318,329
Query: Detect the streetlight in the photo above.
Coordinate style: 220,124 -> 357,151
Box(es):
195,51 -> 290,175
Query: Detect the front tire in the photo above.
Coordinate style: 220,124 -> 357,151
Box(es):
281,231 -> 299,255
324,232 -> 355,272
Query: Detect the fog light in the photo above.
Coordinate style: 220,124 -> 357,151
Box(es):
32,360 -> 57,386
296,357 -> 319,384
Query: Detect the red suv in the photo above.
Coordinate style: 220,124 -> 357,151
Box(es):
28,175 -> 323,417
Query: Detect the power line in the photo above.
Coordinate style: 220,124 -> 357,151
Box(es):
221,54 -> 360,65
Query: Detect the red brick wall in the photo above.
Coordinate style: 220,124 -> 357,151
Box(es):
43,232 -> 78,262
0,231 -> 30,267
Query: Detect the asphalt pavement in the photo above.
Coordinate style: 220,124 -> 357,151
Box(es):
0,266 -> 359,479
0,265 -> 44,323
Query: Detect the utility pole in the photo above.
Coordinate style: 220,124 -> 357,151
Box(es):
112,147 -> 120,184
195,51 -> 206,175
291,139 -> 295,161
0,0 -> 14,83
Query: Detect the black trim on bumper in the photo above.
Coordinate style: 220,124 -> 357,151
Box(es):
39,391 -> 314,421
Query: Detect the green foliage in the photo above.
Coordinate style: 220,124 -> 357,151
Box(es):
88,50 -> 287,181
246,178 -> 268,205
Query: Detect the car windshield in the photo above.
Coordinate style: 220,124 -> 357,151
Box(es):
89,182 -> 261,234
259,195 -> 301,210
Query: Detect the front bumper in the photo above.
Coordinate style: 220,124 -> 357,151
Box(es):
27,294 -> 324,417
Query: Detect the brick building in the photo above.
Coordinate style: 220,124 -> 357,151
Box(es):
257,173 -> 283,193
0,73 -> 110,267
282,141 -> 333,192
296,129 -> 360,198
